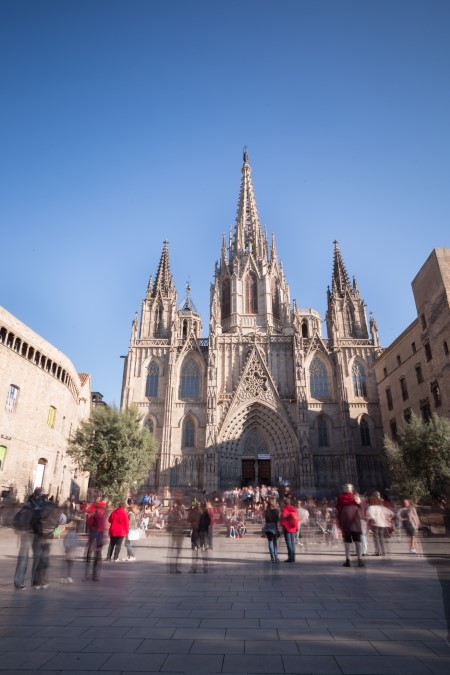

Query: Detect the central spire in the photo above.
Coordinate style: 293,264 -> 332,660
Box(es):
234,150 -> 263,258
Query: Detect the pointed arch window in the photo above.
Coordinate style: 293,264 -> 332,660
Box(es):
245,271 -> 258,314
302,320 -> 308,338
179,358 -> 200,399
318,417 -> 329,447
154,302 -> 163,337
145,361 -> 159,397
352,361 -> 367,397
360,418 -> 371,446
144,417 -> 154,434
310,357 -> 330,400
346,306 -> 354,334
222,277 -> 231,319
183,417 -> 195,447
271,278 -> 280,320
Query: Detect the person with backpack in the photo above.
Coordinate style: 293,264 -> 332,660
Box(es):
280,497 -> 300,563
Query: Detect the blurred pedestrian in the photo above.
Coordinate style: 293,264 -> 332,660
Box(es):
167,500 -> 186,574
106,501 -> 129,562
280,497 -> 299,563
400,499 -> 421,554
83,497 -> 107,581
263,498 -> 280,562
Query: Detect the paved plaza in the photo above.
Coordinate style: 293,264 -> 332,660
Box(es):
0,526 -> 449,674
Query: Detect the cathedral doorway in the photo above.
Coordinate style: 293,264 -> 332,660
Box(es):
242,459 -> 255,486
241,458 -> 271,486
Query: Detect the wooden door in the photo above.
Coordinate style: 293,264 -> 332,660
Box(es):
242,459 -> 256,486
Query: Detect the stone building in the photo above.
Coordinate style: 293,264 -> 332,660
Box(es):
121,153 -> 386,494
0,306 -> 90,503
374,248 -> 450,438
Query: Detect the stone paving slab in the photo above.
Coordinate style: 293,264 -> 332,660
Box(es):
0,527 -> 448,674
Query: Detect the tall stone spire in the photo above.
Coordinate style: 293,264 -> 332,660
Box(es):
152,240 -> 174,297
332,240 -> 351,297
234,149 -> 263,258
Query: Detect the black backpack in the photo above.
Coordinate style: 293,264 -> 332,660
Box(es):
13,504 -> 33,532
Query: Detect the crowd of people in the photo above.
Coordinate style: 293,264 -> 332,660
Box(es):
11,483 -> 422,588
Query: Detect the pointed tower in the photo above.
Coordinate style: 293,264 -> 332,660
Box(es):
212,150 -> 292,336
139,240 -> 177,340
177,282 -> 202,340
326,241 -> 369,342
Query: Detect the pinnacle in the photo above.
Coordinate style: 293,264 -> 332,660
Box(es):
152,240 -> 173,297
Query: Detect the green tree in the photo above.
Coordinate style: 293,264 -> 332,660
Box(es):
68,405 -> 158,504
384,413 -> 450,501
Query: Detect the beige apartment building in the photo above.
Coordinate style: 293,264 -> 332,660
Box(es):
374,249 -> 450,439
0,306 -> 91,503
121,153 -> 386,495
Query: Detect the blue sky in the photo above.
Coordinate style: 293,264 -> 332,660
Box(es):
1,1 -> 449,404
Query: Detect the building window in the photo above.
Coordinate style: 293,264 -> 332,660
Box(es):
411,342 -> 416,354
0,445 -> 6,470
33,458 -> 47,491
47,406 -> 56,428
154,302 -> 163,337
179,358 -> 200,399
352,362 -> 367,397
390,418 -> 398,441
420,398 -> 432,423
424,341 -> 432,362
301,320 -> 308,338
421,314 -> 427,330
415,364 -> 424,384
309,357 -> 330,400
404,408 -> 412,423
444,340 -> 449,357
222,277 -> 231,319
183,417 -> 195,447
144,417 -> 154,434
360,418 -> 371,446
318,417 -> 329,447
386,387 -> 393,410
145,361 -> 159,397
5,384 -> 19,413
383,367 -> 387,378
400,377 -> 409,401
397,355 -> 402,366
271,278 -> 280,320
431,380 -> 441,408
245,271 -> 258,314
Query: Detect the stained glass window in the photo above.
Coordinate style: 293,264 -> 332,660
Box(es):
183,417 -> 195,447
318,417 -> 329,447
179,358 -> 200,399
352,362 -> 367,397
310,357 -> 330,400
271,278 -> 280,320
144,417 -> 154,434
145,361 -> 159,397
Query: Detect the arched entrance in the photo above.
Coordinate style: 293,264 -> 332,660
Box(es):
217,402 -> 299,488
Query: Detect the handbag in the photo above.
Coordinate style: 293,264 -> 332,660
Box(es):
128,528 -> 140,541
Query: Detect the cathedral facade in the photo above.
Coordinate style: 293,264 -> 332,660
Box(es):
120,153 -> 386,495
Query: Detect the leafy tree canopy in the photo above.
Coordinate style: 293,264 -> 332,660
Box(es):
384,412 -> 450,502
68,405 -> 158,504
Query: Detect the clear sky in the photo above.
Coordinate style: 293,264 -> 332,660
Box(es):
1,0 -> 449,404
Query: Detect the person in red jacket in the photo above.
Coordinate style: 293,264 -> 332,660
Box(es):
280,497 -> 299,562
106,502 -> 129,562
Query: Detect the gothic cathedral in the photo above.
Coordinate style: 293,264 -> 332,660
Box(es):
121,152 -> 386,495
